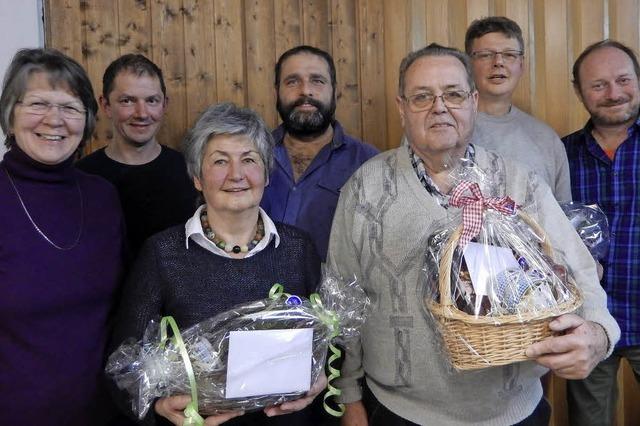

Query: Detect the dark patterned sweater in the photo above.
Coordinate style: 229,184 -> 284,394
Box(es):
110,222 -> 321,425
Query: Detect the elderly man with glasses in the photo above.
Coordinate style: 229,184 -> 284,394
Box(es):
325,43 -> 619,426
465,16 -> 572,203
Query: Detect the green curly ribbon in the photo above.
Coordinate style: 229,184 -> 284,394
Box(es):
309,293 -> 345,417
160,316 -> 205,426
268,283 -> 288,300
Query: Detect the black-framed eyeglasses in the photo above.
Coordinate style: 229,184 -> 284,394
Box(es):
402,90 -> 471,112
470,49 -> 523,63
16,100 -> 86,120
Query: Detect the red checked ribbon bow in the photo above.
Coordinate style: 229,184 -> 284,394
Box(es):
449,181 -> 517,249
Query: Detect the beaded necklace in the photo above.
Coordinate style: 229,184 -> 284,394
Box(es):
200,208 -> 265,254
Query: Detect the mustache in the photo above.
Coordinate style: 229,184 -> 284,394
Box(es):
599,97 -> 631,107
291,96 -> 324,109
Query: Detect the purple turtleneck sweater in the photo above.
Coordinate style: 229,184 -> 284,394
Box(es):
0,146 -> 125,424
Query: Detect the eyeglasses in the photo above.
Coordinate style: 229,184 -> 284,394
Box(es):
470,49 -> 523,63
16,100 -> 86,120
402,90 -> 471,112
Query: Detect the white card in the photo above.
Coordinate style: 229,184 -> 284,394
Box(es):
463,242 -> 520,297
225,328 -> 313,398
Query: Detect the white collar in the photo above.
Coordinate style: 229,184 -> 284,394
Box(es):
185,205 -> 280,258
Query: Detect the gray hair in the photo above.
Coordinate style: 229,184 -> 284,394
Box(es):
183,102 -> 274,180
0,48 -> 98,149
398,43 -> 476,96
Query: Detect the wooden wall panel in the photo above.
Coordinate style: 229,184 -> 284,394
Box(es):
358,0 -> 387,149
151,0 -> 187,148
501,0 -> 532,113
384,0 -> 410,148
45,0 -> 84,60
40,1 -> 640,424
184,0 -> 217,128
83,0 -> 119,151
44,0 -> 640,147
274,0 -> 302,56
302,0 -> 330,51
332,0 -> 361,140
117,0 -> 151,56
245,0 -> 276,126
213,0 -> 245,107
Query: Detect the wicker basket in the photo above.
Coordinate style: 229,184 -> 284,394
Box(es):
428,211 -> 582,371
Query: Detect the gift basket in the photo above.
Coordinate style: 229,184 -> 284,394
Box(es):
106,271 -> 368,423
423,180 -> 582,371
560,202 -> 610,261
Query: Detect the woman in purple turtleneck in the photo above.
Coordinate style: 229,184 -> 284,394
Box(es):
0,48 -> 125,425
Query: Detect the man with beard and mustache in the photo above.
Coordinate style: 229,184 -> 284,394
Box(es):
261,45 -> 379,261
562,39 -> 640,426
465,16 -> 572,202
77,54 -> 197,256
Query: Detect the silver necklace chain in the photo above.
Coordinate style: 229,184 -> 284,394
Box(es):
4,168 -> 84,251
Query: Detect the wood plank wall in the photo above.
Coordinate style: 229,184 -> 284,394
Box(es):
44,1 -> 640,425
44,0 -> 640,154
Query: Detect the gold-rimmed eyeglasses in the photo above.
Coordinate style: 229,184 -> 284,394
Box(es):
16,100 -> 86,120
402,90 -> 471,112
470,49 -> 523,64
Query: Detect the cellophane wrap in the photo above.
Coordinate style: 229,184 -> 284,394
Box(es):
423,207 -> 575,320
560,202 -> 610,261
105,273 -> 368,419
421,173 -> 581,369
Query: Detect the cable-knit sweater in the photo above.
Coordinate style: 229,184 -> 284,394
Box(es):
327,144 -> 620,426
0,146 -> 125,425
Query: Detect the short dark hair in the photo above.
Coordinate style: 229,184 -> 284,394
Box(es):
0,48 -> 98,149
102,54 -> 166,100
464,16 -> 525,54
274,45 -> 336,90
398,43 -> 476,96
572,39 -> 640,90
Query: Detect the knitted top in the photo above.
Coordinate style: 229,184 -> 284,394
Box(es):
0,145 -> 125,425
472,106 -> 572,203
110,222 -> 321,425
76,145 -> 198,255
327,144 -> 619,426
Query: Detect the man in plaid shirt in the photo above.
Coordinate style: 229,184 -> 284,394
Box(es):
563,39 -> 640,426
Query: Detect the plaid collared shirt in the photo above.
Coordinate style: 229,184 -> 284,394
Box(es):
408,143 -> 476,207
562,119 -> 640,348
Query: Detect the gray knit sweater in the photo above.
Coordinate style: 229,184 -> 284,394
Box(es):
472,106 -> 572,203
326,145 -> 619,426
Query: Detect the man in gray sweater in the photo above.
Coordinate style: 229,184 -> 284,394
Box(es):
465,17 -> 572,202
327,43 -> 619,426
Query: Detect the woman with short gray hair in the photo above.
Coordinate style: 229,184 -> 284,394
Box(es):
110,102 -> 325,425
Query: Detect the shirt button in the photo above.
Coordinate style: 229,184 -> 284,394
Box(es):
292,186 -> 297,191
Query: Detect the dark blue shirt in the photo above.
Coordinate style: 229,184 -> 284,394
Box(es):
562,119 -> 640,348
261,121 -> 379,260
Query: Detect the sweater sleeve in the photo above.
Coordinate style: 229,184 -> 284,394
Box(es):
532,173 -> 620,355
325,176 -> 365,404
107,236 -> 165,423
552,135 -> 573,203
304,235 -> 322,295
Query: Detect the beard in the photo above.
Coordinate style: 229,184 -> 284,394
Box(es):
587,96 -> 640,127
276,95 -> 336,139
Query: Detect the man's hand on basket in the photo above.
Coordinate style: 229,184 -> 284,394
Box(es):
525,313 -> 608,379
